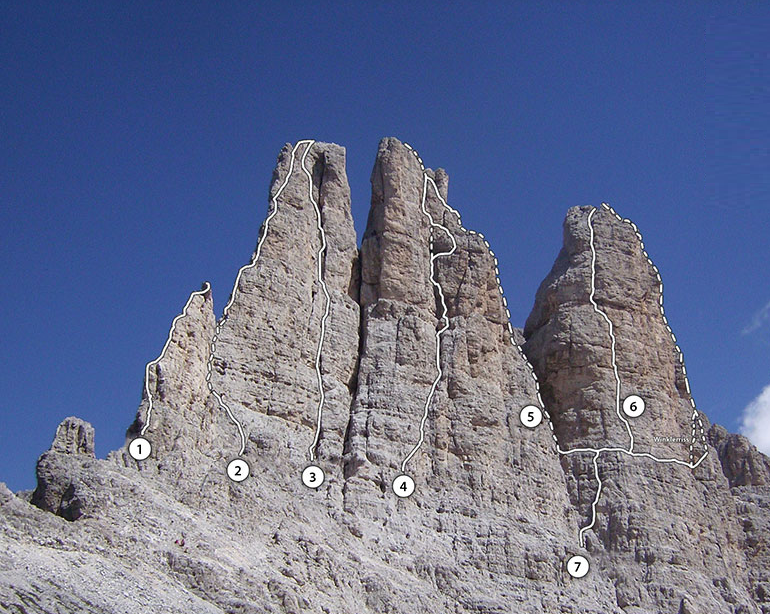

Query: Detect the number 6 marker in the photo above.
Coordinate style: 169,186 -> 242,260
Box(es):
622,394 -> 646,418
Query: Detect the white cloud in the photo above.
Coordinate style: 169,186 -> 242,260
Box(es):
740,385 -> 770,455
742,300 -> 770,335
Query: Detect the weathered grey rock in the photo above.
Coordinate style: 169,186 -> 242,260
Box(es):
209,140 -> 360,497
0,139 -> 767,613
50,416 -> 95,456
524,206 -> 708,460
123,283 -> 217,465
524,205 -> 761,612
0,483 -> 14,504
31,417 -> 97,520
343,139 -> 608,611
710,424 -> 770,487
709,424 -> 770,612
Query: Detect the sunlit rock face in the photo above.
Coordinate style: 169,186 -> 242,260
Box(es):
0,139 -> 766,614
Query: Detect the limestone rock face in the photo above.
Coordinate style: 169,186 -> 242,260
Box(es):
709,424 -> 770,612
524,206 -> 708,461
523,205 -> 762,613
710,424 -> 770,487
342,139 -> 603,611
31,417 -> 96,520
49,417 -> 95,456
1,139 -> 767,613
124,284 -> 217,464
210,140 -> 360,492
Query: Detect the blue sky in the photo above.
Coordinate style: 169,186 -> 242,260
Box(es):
1,2 -> 768,491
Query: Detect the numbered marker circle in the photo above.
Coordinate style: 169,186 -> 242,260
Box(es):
128,437 -> 152,461
622,394 -> 646,418
520,405 -> 543,428
392,474 -> 415,498
301,465 -> 325,488
567,555 -> 589,578
226,459 -> 250,483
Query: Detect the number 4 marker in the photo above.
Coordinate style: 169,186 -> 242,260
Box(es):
392,474 -> 415,498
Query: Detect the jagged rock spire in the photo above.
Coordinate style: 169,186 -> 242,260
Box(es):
1,140 -> 766,614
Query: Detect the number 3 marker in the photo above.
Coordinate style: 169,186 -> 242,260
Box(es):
302,465 -> 325,488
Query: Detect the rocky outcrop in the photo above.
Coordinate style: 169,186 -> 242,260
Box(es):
1,139 -> 767,613
709,424 -> 770,487
709,425 -> 770,612
124,284 -> 217,465
342,138 -> 603,611
209,140 -> 360,493
523,206 -> 708,460
31,417 -> 96,520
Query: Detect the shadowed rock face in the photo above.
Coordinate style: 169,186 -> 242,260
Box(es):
2,138 -> 767,613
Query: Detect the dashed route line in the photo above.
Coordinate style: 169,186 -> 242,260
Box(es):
136,139 -> 711,558
400,142 -> 557,467
573,205 -> 709,546
399,142 -> 554,471
300,140 -> 332,463
140,282 -> 212,437
400,173 -> 458,472
599,203 -> 708,464
560,445 -> 709,468
205,140 -> 312,457
398,142 -> 709,553
587,208 -> 634,452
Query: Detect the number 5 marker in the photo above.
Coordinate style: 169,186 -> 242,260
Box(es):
520,405 -> 543,428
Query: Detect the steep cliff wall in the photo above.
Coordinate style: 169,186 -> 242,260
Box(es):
0,138 -> 767,614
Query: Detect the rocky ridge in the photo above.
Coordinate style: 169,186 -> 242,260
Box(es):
1,138 -> 768,614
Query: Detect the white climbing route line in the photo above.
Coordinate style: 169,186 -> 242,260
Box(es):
578,450 -> 602,547
569,204 -> 709,546
140,283 -> 212,437
392,143 -> 708,552
567,443 -> 710,548
599,203 -> 708,465
559,445 -> 709,468
300,140 -> 332,463
399,141 -> 554,472
587,208 -> 635,452
398,143 -> 556,475
400,173 -> 458,472
205,140 -> 311,457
